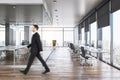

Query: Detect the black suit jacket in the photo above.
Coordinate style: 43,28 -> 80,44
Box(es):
27,32 -> 43,54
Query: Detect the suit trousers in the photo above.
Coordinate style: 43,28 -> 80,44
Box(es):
24,52 -> 49,73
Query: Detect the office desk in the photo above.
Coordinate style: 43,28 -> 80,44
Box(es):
0,45 -> 27,66
84,46 -> 110,60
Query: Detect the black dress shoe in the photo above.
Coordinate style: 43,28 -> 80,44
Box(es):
20,70 -> 27,75
42,70 -> 50,74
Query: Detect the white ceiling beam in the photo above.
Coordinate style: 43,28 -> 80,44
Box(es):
42,0 -> 53,24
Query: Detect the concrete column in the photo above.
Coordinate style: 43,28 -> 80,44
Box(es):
24,26 -> 29,41
97,28 -> 102,60
5,23 -> 10,46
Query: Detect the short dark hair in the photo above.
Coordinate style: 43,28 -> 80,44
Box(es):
33,25 -> 39,30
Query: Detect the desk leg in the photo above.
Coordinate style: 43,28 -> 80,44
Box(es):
97,52 -> 101,61
97,53 -> 99,60
13,50 -> 16,66
96,52 -> 99,62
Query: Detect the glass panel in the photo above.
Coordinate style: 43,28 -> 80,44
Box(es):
64,31 -> 74,46
90,22 -> 97,48
38,28 -> 42,36
20,31 -> 24,43
81,28 -> 85,45
74,27 -> 79,44
102,26 -> 110,63
42,30 -> 63,47
113,9 -> 120,68
0,26 -> 5,46
15,26 -> 24,45
90,21 -> 97,57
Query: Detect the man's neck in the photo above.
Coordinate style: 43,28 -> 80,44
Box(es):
33,31 -> 38,34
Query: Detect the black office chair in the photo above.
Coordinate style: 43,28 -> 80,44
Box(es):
69,43 -> 74,54
22,40 -> 29,45
70,43 -> 75,50
80,47 -> 92,66
68,43 -> 76,56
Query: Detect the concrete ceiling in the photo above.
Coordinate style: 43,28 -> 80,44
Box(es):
0,0 -> 53,26
75,0 -> 103,23
0,5 -> 43,25
45,0 -> 103,27
0,0 -> 104,27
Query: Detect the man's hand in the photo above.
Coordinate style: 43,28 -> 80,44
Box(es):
40,51 -> 43,56
23,47 -> 28,51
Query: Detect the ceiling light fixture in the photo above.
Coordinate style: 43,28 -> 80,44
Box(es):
13,5 -> 16,8
53,0 -> 57,2
55,9 -> 58,12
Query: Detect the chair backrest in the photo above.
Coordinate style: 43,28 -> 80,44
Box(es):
69,43 -> 75,50
68,43 -> 70,47
22,40 -> 29,45
81,47 -> 86,57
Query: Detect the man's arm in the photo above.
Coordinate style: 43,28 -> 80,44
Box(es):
36,35 -> 43,51
27,44 -> 32,48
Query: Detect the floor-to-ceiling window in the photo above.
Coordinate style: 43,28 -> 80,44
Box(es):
90,22 -> 97,48
42,28 -> 63,47
38,27 -> 74,47
102,26 -> 111,63
15,26 -> 24,45
81,28 -> 85,45
90,22 -> 97,57
74,27 -> 79,44
0,25 -> 5,46
20,31 -> 24,43
64,28 -> 74,46
113,9 -> 120,68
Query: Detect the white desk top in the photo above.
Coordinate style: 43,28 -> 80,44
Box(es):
0,45 -> 27,51
79,46 -> 110,53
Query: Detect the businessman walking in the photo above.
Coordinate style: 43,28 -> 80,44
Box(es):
20,25 -> 50,75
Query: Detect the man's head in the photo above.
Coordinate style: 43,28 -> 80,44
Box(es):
32,25 -> 39,32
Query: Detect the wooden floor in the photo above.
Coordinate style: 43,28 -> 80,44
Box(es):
0,47 -> 120,80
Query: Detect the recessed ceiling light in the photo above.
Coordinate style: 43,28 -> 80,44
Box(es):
13,6 -> 16,8
53,0 -> 57,2
55,9 -> 58,12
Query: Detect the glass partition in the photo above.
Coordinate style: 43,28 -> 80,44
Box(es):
90,22 -> 97,57
64,29 -> 74,46
113,9 -> 120,68
102,26 -> 111,63
90,22 -> 97,48
81,28 -> 85,45
0,25 -> 5,46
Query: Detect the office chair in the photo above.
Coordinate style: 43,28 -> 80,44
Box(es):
80,47 -> 93,66
69,43 -> 80,59
69,43 -> 74,54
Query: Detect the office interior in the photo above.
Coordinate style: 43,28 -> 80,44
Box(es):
0,0 -> 120,80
